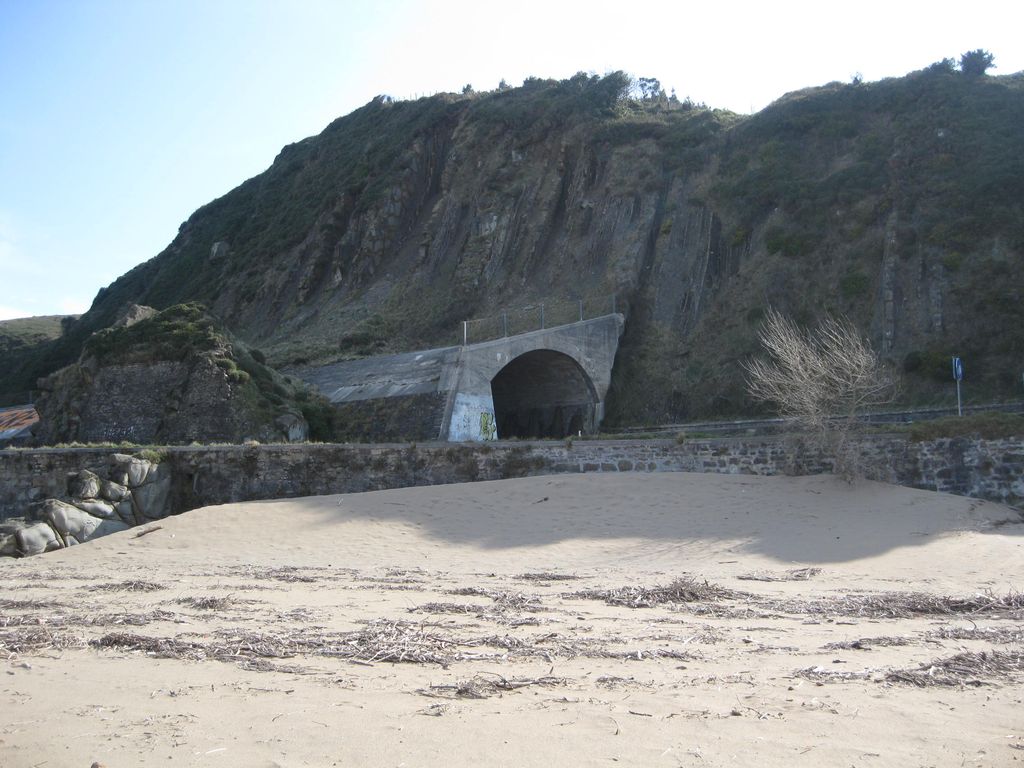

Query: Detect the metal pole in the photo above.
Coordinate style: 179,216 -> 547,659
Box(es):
579,299 -> 584,322
503,311 -> 508,337
540,304 -> 545,329
463,320 -> 467,346
956,379 -> 962,417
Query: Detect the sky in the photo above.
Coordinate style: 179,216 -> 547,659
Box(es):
1,0 -> 1022,320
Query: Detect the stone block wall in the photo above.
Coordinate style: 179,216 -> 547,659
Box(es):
2,435 -> 1022,523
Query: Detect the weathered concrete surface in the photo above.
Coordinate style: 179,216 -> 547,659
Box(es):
295,314 -> 625,442
294,346 -> 461,404
447,314 -> 625,441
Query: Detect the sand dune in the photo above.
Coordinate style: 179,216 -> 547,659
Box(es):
1,472 -> 1022,766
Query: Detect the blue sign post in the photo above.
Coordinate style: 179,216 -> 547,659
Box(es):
952,356 -> 963,416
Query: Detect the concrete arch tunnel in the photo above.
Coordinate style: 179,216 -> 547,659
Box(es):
444,314 -> 624,441
490,349 -> 599,438
293,314 -> 624,443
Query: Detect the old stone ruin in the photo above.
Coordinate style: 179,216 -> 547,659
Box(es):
0,453 -> 173,558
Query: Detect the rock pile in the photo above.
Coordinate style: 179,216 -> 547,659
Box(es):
0,453 -> 173,558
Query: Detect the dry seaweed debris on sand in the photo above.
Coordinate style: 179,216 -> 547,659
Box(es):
409,601 -> 543,627
92,632 -> 208,661
176,596 -> 235,611
926,625 -> 1024,643
94,629 -> 308,667
447,587 -> 544,612
1,609 -> 178,628
1,627 -> 87,656
95,580 -> 166,592
410,602 -> 480,615
515,572 -> 581,582
779,591 -> 1024,619
793,664 -> 878,683
886,650 -> 1024,687
417,673 -> 569,699
92,622 -> 476,669
823,636 -> 913,651
321,620 -> 472,666
566,577 -> 739,609
738,567 -> 822,582
0,598 -> 60,610
228,565 -> 318,583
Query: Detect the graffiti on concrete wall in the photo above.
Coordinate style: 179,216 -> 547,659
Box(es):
448,393 -> 498,442
479,412 -> 497,440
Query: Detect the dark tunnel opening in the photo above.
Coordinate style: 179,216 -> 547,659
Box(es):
490,350 -> 598,439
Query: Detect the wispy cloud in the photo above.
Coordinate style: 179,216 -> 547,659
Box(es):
58,297 -> 89,315
0,304 -> 33,321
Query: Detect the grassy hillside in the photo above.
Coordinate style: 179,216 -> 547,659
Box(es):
0,315 -> 74,404
0,315 -> 70,354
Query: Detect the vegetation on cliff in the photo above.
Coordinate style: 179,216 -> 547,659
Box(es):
34,304 -> 330,445
4,60 -> 1022,428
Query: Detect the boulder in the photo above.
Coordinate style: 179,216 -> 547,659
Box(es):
68,469 -> 102,499
126,458 -> 154,488
109,453 -> 154,488
0,532 -> 18,557
132,464 -> 172,519
108,454 -> 133,486
100,479 -> 130,502
15,522 -> 62,556
41,499 -> 129,546
71,498 -> 117,519
112,304 -> 157,328
115,499 -> 137,525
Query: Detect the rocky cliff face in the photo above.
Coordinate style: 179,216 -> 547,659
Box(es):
13,68 -> 1024,425
34,304 -> 312,445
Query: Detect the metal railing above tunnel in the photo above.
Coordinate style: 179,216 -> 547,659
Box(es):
460,294 -> 618,346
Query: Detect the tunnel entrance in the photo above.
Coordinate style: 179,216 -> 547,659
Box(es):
490,350 -> 598,439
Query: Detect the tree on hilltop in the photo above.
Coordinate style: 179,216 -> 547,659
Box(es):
959,49 -> 995,77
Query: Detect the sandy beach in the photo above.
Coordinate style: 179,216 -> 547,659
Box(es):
1,472 -> 1022,767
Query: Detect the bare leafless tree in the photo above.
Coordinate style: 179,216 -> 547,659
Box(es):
744,309 -> 897,479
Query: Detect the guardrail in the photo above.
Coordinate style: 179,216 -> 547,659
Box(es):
460,294 -> 617,346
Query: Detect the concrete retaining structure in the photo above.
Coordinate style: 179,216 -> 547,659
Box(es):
1,435 -> 1022,523
293,314 -> 625,442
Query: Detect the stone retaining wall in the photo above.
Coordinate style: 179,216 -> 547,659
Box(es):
2,435 -> 1022,522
